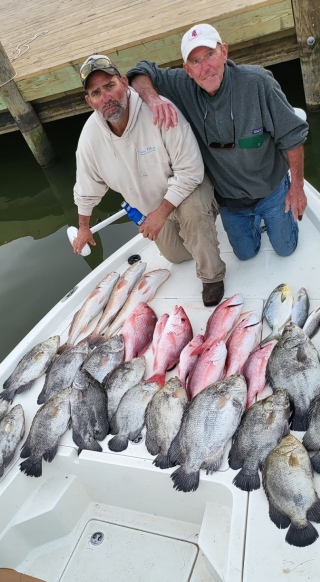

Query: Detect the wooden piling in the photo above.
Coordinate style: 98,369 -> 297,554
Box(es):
0,42 -> 56,166
291,0 -> 320,111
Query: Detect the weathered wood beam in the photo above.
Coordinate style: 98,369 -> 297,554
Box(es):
0,42 -> 56,166
291,0 -> 320,110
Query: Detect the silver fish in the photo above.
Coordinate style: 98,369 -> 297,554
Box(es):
291,287 -> 309,328
0,404 -> 25,477
1,336 -> 60,403
66,271 -> 119,346
145,377 -> 188,469
105,269 -> 170,338
108,381 -> 159,452
169,374 -> 247,492
303,306 -> 320,339
83,335 -> 124,383
70,369 -> 108,454
89,261 -> 147,345
20,387 -> 71,478
262,283 -> 293,344
262,434 -> 320,547
302,396 -> 320,473
266,322 -> 320,431
229,389 -> 290,491
37,342 -> 90,404
104,356 -> 146,422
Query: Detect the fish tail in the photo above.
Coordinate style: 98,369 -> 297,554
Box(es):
310,453 -> 320,474
20,457 -> 42,478
171,466 -> 200,492
153,453 -> 174,470
145,373 -> 165,387
307,497 -> 320,522
108,435 -> 128,452
291,411 -> 309,432
58,343 -> 71,354
43,445 -> 59,463
285,522 -> 319,547
37,390 -> 47,405
232,469 -> 260,492
260,332 -> 281,347
0,391 -> 13,403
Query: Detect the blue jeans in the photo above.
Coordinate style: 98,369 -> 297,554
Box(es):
219,174 -> 299,260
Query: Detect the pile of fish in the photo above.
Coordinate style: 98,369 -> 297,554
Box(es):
2,273 -> 320,550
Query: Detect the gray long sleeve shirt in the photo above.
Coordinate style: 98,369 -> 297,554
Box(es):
127,60 -> 308,210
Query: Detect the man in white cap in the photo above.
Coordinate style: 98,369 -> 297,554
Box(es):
127,23 -> 309,261
72,54 -> 226,306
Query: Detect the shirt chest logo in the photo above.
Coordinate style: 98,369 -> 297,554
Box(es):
139,146 -> 156,155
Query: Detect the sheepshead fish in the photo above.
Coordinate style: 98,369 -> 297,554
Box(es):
37,342 -> 90,404
70,369 -> 108,454
152,313 -> 169,353
148,305 -> 193,386
0,404 -> 25,478
1,336 -> 60,403
20,387 -> 71,478
105,269 -> 170,338
122,302 -> 157,361
83,335 -> 124,383
224,311 -> 262,378
0,400 -> 9,421
303,306 -> 320,339
104,356 -> 146,422
145,377 -> 188,469
262,434 -> 320,547
177,334 -> 204,389
261,283 -> 293,344
266,322 -> 320,431
243,342 -> 275,408
187,340 -> 227,399
302,396 -> 320,473
88,261 -> 147,346
108,380 -> 159,452
229,389 -> 290,491
292,287 -> 309,328
66,271 -> 119,347
169,374 -> 247,492
193,293 -> 244,356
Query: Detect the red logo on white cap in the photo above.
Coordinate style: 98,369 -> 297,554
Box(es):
188,28 -> 202,41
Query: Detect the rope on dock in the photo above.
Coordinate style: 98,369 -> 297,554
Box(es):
0,31 -> 49,88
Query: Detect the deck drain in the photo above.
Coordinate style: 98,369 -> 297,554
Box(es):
90,531 -> 105,546
130,433 -> 144,445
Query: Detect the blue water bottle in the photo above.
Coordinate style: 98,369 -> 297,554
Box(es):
121,201 -> 146,226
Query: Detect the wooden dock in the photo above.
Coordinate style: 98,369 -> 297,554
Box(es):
0,0 -> 319,135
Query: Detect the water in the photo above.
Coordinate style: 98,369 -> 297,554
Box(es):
0,59 -> 319,362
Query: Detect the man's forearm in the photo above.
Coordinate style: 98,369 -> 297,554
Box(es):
287,145 -> 304,187
130,74 -> 159,104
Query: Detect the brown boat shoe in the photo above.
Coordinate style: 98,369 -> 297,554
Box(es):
202,281 -> 224,307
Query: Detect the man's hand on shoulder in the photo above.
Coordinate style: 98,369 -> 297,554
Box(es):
149,96 -> 178,131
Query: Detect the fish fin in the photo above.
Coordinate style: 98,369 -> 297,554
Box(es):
145,374 -> 165,387
302,431 -> 319,452
232,469 -> 260,492
168,434 -> 184,466
37,389 -> 47,405
0,391 -> 14,403
191,343 -> 205,357
311,453 -> 320,474
16,381 -> 34,396
78,440 -> 103,455
43,445 -> 59,463
94,423 -> 109,442
306,497 -> 320,522
72,428 -> 86,448
153,453 -> 174,470
89,334 -> 106,348
108,414 -> 118,435
145,432 -> 160,456
171,466 -> 200,492
285,522 -> 318,547
20,439 -> 32,459
108,435 -> 128,452
268,503 -> 291,529
202,452 -> 224,474
20,457 -> 42,478
228,445 -> 244,470
291,411 -> 309,432
260,332 -> 280,347
58,343 -> 71,354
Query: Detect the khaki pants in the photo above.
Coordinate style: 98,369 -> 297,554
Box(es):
0,570 -> 46,582
156,175 -> 226,283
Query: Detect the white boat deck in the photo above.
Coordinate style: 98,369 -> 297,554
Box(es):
1,180 -> 320,581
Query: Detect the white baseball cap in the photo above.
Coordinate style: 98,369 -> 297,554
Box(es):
181,24 -> 222,63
